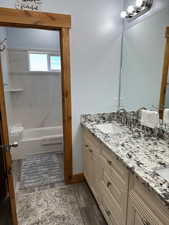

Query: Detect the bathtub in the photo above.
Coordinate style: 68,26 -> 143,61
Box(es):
11,126 -> 63,160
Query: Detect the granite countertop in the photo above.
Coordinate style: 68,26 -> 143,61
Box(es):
81,113 -> 169,208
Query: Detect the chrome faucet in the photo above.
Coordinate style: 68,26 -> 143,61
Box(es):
116,108 -> 127,125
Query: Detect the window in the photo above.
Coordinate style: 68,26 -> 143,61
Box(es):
29,53 -> 48,71
29,52 -> 61,72
50,55 -> 61,71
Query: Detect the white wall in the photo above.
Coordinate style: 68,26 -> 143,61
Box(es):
0,0 -> 123,173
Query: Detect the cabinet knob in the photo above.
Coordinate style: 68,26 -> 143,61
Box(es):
142,219 -> 150,225
107,160 -> 112,166
85,145 -> 93,153
145,222 -> 150,225
105,209 -> 111,217
107,181 -> 112,188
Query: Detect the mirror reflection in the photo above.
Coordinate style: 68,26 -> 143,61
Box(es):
120,7 -> 169,112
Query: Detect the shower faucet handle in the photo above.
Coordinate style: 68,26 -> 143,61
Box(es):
10,141 -> 19,148
0,141 -> 19,152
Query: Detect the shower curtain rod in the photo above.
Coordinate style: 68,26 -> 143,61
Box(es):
0,38 -> 7,52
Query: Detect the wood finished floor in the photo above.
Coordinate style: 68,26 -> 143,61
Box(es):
74,183 -> 107,225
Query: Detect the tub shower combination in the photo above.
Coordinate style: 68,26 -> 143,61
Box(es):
10,126 -> 63,160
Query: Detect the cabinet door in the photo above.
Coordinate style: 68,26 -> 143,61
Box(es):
101,187 -> 119,225
127,202 -> 162,225
127,176 -> 168,225
127,192 -> 166,225
128,206 -> 165,225
134,211 -> 148,225
93,154 -> 105,204
84,145 -> 93,189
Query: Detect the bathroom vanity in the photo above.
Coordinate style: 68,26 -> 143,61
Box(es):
81,113 -> 169,225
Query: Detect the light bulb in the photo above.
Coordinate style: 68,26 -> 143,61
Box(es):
120,11 -> 127,18
136,0 -> 144,8
127,5 -> 135,14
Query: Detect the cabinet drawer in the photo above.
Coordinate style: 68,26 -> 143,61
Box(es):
134,212 -> 146,225
84,129 -> 101,155
93,154 -> 105,180
84,146 -> 93,187
102,147 -> 128,182
128,191 -> 164,225
102,182 -> 123,225
104,160 -> 128,189
92,154 -> 105,203
103,172 -> 127,210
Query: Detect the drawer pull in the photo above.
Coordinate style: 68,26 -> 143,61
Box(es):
144,222 -> 150,225
105,209 -> 111,217
142,219 -> 150,225
85,145 -> 93,153
107,181 -> 112,188
107,160 -> 112,166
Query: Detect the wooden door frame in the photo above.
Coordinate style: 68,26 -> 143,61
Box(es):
159,27 -> 169,117
0,7 -> 77,225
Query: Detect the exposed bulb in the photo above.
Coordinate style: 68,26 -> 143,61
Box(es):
136,0 -> 144,8
120,11 -> 127,18
127,5 -> 135,14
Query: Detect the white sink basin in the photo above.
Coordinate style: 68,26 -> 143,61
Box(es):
156,167 -> 169,182
95,123 -> 123,135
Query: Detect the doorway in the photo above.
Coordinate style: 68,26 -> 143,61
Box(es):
0,8 -> 72,225
5,27 -> 65,189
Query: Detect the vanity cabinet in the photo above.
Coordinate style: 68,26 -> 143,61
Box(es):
83,129 -> 129,225
83,128 -> 169,225
101,147 -> 129,225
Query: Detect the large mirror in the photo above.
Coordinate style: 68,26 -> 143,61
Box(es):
159,27 -> 169,111
120,4 -> 169,112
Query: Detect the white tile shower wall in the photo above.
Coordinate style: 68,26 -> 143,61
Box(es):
8,50 -> 62,129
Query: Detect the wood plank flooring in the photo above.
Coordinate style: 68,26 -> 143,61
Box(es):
73,183 -> 107,225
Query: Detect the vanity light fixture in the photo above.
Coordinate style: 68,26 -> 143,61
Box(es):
136,0 -> 144,8
127,5 -> 135,14
120,0 -> 153,20
120,11 -> 127,19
